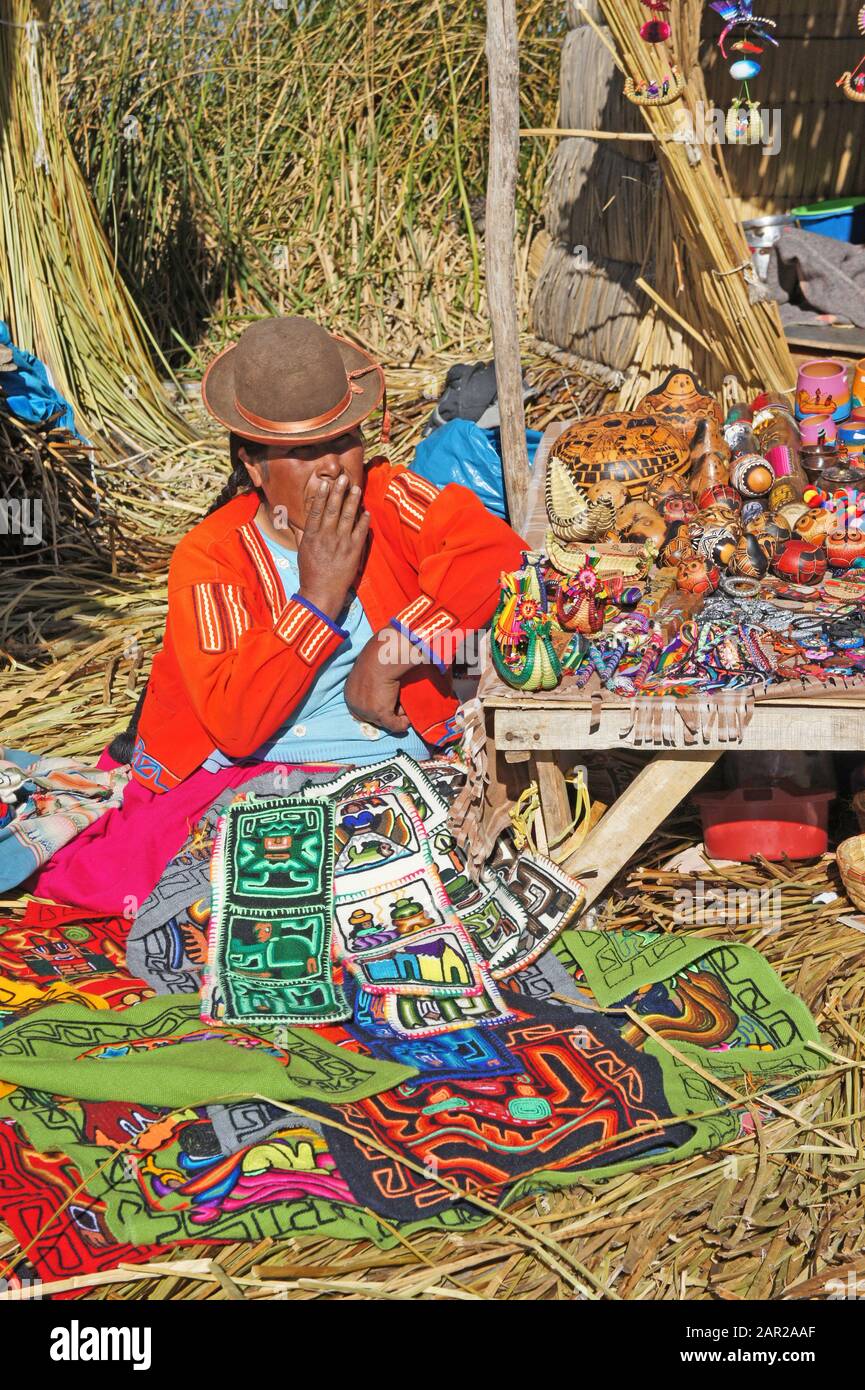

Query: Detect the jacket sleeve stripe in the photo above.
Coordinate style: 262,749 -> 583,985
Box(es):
384,472 -> 432,532
238,522 -> 284,621
274,598 -> 312,645
298,618 -> 336,664
400,472 -> 439,505
192,583 -> 227,653
411,606 -> 457,643
274,597 -> 342,666
221,583 -> 252,644
393,593 -> 434,628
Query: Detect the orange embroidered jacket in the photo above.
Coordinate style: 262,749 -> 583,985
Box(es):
131,458 -> 526,791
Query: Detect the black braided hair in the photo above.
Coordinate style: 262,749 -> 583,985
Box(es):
108,434 -> 267,763
204,433 -> 266,516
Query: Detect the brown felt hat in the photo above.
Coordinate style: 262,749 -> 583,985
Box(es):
201,316 -> 386,445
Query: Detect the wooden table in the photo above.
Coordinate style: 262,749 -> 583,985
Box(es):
479,421 -> 865,907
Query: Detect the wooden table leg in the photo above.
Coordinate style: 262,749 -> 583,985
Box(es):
533,749 -> 572,855
561,749 -> 721,907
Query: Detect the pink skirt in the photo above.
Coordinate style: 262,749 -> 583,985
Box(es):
29,751 -> 340,918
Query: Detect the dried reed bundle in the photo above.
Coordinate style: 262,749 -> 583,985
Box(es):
595,0 -> 795,395
0,0 -> 190,451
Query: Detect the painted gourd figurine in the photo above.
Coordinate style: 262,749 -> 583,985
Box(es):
727,531 -> 769,579
793,509 -> 835,545
768,478 -> 802,511
658,491 -> 697,525
689,419 -> 732,501
639,370 -> 724,446
614,500 -> 667,549
731,454 -> 774,498
661,522 -> 696,569
771,540 -> 827,586
695,522 -> 740,568
748,515 -> 790,560
740,498 -> 766,525
676,555 -> 720,595
647,472 -> 689,505
549,411 -> 690,499
698,483 -> 741,513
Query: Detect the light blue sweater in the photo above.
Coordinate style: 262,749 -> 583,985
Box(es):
247,525 -> 430,766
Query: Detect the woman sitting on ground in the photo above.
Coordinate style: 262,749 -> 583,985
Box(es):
33,316 -> 524,913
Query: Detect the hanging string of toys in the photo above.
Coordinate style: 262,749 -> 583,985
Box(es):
836,5 -> 865,102
709,2 -> 779,143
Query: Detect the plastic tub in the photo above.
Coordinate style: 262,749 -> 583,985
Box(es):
791,197 -> 865,244
693,785 -> 834,861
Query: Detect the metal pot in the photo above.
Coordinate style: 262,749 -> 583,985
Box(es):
742,214 -> 795,283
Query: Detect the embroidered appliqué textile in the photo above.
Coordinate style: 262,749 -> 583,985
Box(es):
203,797 -> 349,1027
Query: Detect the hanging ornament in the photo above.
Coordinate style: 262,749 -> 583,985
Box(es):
624,65 -> 685,105
709,3 -> 778,61
710,1 -> 778,136
630,0 -> 681,108
729,57 -> 761,80
631,0 -> 684,103
838,61 -> 865,102
725,96 -> 763,144
640,19 -> 672,42
838,8 -> 865,100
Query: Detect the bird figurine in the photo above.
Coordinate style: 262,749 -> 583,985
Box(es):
709,2 -> 778,60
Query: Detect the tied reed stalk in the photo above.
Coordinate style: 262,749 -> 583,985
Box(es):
0,0 -> 191,451
593,0 -> 796,397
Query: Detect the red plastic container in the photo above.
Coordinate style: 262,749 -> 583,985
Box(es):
693,784 -> 834,861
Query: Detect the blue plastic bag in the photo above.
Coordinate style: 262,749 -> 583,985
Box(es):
0,321 -> 86,441
411,418 -> 540,521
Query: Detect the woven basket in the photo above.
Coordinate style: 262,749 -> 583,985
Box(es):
837,834 -> 865,912
545,532 -> 651,580
838,71 -> 865,102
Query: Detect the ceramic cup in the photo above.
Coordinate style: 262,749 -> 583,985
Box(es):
795,359 -> 851,424
851,357 -> 865,419
799,414 -> 837,446
837,420 -> 865,454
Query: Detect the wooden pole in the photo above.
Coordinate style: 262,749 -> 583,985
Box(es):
485,0 -> 530,529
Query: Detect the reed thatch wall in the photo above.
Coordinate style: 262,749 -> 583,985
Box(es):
703,0 -> 865,218
532,245 -> 649,370
542,139 -> 659,262
558,24 -> 654,159
532,13 -> 656,376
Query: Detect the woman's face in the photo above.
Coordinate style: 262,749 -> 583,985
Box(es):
240,428 -> 365,531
